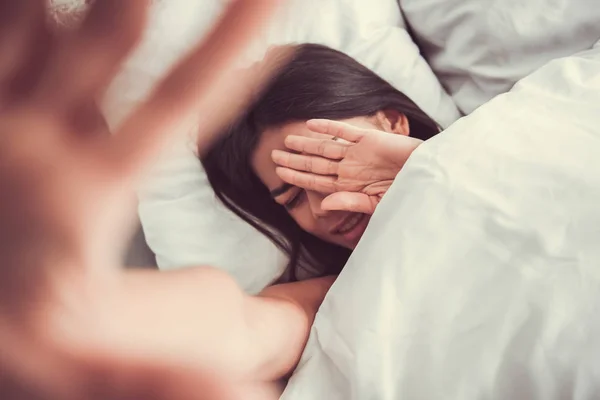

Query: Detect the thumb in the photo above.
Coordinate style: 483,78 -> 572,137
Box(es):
321,192 -> 378,215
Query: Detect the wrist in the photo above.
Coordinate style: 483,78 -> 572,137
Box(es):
246,276 -> 336,380
387,135 -> 422,172
260,275 -> 335,319
244,294 -> 310,380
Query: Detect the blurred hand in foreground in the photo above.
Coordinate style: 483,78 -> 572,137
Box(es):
0,1 -> 306,399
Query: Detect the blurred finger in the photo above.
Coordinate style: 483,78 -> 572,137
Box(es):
284,135 -> 349,160
3,2 -> 55,105
272,150 -> 339,175
275,167 -> 337,194
112,0 -> 282,177
306,119 -> 366,142
321,192 -> 378,215
0,0 -> 46,105
69,98 -> 110,136
35,0 -> 150,107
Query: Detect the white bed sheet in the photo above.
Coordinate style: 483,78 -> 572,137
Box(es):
282,41 -> 600,400
400,0 -> 600,114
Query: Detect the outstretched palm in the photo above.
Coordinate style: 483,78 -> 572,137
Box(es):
0,1 -> 280,399
272,119 -> 422,214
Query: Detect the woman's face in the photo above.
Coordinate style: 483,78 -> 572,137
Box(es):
252,117 -> 381,250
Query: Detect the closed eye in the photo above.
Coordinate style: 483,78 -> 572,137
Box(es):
284,190 -> 305,211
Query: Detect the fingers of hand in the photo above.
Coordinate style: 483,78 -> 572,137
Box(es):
0,0 -> 45,103
271,150 -> 338,175
275,167 -> 336,194
306,119 -> 365,142
35,0 -> 150,107
321,192 -> 376,215
111,0 -> 282,176
284,135 -> 349,160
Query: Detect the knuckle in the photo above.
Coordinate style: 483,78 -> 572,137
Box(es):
327,160 -> 336,174
300,141 -> 310,153
317,140 -> 328,156
339,146 -> 348,158
332,124 -> 342,136
305,156 -> 313,171
290,173 -> 299,185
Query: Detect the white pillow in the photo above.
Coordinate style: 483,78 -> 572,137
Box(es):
282,40 -> 600,400
400,0 -> 600,114
120,0 -> 460,293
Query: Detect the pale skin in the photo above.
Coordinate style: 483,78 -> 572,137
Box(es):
252,110 -> 424,249
0,1 -> 336,399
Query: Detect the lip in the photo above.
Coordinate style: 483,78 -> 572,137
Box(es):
330,213 -> 370,244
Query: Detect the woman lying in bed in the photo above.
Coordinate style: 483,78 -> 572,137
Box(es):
0,4 -> 441,395
202,44 -> 441,279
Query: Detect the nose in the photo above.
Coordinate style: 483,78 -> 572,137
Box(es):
306,190 -> 329,218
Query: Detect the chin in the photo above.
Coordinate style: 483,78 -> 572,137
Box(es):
345,239 -> 360,251
338,214 -> 371,250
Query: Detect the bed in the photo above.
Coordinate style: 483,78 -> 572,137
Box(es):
54,0 -> 600,398
282,38 -> 600,400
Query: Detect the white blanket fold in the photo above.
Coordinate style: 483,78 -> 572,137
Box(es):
282,44 -> 600,400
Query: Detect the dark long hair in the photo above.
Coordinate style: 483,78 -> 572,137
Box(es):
201,44 -> 439,281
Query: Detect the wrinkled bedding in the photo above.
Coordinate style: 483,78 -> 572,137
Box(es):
401,0 -> 600,114
282,41 -> 600,400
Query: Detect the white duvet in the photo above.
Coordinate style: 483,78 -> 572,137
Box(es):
282,42 -> 600,399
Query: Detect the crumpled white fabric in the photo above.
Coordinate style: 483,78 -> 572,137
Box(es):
400,0 -> 600,114
282,41 -> 600,400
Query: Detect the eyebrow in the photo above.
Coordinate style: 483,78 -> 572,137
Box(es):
270,183 -> 293,198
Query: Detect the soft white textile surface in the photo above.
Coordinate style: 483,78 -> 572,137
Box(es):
282,41 -> 600,400
127,0 -> 460,293
400,0 -> 600,114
